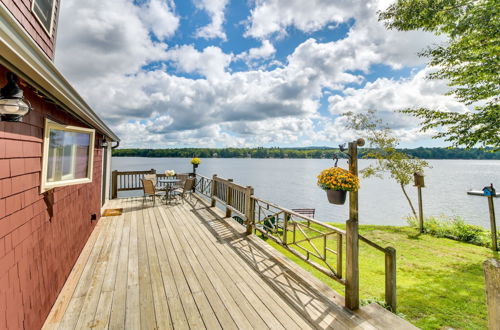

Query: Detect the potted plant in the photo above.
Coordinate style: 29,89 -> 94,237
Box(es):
317,167 -> 359,205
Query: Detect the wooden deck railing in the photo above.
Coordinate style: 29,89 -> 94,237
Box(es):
112,170 -> 397,312
111,169 -> 191,198
252,197 -> 345,283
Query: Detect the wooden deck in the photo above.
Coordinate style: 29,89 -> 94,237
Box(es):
42,196 -> 414,330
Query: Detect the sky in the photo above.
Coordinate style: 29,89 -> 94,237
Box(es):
54,0 -> 467,148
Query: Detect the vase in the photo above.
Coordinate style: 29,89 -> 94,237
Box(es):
326,190 -> 347,205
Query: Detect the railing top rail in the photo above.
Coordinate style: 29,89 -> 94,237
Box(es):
213,176 -> 250,193
112,169 -> 156,175
252,196 -> 346,236
359,234 -> 387,253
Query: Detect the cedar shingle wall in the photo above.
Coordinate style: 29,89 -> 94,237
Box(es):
0,65 -> 103,329
1,0 -> 60,59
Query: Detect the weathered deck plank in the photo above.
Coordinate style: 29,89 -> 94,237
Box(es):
42,196 -> 414,330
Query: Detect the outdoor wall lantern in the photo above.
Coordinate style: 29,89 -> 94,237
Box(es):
0,72 -> 31,122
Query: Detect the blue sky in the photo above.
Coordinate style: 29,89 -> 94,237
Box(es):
55,0 -> 465,148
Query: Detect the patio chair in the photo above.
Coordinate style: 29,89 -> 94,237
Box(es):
170,177 -> 195,203
173,173 -> 189,189
141,179 -> 165,206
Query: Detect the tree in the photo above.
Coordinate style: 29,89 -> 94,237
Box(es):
379,0 -> 500,150
344,111 -> 430,219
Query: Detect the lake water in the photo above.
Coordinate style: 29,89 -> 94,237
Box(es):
112,157 -> 500,228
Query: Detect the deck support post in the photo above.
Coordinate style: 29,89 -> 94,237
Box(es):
484,258 -> 500,329
245,186 -> 255,235
210,174 -> 217,207
345,138 -> 363,310
385,247 -> 397,312
226,179 -> 233,217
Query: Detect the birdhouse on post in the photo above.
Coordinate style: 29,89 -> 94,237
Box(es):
483,184 -> 496,196
414,172 -> 425,188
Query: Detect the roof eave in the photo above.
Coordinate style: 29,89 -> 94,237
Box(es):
0,2 -> 120,142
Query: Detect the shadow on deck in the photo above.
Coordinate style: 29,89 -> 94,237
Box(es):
42,196 -> 414,329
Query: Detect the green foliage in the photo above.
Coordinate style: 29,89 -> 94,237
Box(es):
112,146 -> 500,159
407,215 -> 496,247
380,0 -> 500,150
344,111 -> 430,218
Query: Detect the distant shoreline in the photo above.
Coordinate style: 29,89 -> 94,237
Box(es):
112,147 -> 499,160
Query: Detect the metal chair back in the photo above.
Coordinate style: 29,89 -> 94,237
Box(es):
141,179 -> 156,195
144,174 -> 157,186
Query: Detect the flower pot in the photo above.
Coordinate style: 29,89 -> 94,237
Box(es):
326,190 -> 347,205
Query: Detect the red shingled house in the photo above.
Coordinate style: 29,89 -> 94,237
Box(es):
0,1 -> 119,328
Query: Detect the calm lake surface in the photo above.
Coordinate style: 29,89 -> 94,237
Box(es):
112,157 -> 499,228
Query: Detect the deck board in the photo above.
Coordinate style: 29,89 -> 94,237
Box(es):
42,196 -> 414,330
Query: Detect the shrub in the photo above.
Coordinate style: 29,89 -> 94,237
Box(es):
407,216 -> 495,247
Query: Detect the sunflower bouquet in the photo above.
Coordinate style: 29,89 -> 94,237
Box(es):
317,167 -> 359,192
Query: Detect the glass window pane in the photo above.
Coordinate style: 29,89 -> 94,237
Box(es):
33,0 -> 55,32
46,129 -> 91,183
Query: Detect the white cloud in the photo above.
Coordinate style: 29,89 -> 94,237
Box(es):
328,68 -> 467,116
164,45 -> 233,80
55,0 -> 169,81
235,40 -> 276,64
245,0 -> 351,39
55,0 -> 453,148
139,0 -> 179,40
245,0 -> 440,69
194,0 -> 229,40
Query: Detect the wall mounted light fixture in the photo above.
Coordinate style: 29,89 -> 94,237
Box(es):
0,72 -> 31,122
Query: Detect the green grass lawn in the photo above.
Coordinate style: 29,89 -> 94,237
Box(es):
260,223 -> 499,329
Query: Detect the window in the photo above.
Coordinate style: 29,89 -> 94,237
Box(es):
41,119 -> 95,192
32,0 -> 56,35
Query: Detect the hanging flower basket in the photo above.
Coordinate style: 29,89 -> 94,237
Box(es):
317,167 -> 359,205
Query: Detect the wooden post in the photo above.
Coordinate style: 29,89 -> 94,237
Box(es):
245,186 -> 255,235
345,138 -> 363,310
111,170 -> 118,199
283,212 -> 289,245
484,258 -> 500,329
385,247 -> 397,312
226,179 -> 233,218
337,233 -> 343,279
418,186 -> 424,233
210,174 -> 217,207
487,196 -> 498,251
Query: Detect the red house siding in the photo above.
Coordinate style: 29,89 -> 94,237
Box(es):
1,0 -> 60,59
0,65 -> 103,329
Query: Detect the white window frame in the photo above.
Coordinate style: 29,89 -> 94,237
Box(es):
31,0 -> 56,37
41,119 -> 95,192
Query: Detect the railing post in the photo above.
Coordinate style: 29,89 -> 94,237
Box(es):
385,247 -> 397,312
484,258 -> 500,329
283,212 -> 289,245
210,174 -> 217,207
337,233 -> 343,279
345,138 -> 364,310
226,179 -> 233,217
245,187 -> 254,235
111,170 -> 118,199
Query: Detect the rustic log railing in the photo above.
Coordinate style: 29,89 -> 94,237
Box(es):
252,197 -> 345,283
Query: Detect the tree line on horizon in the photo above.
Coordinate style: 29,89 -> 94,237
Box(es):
112,147 -> 499,160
